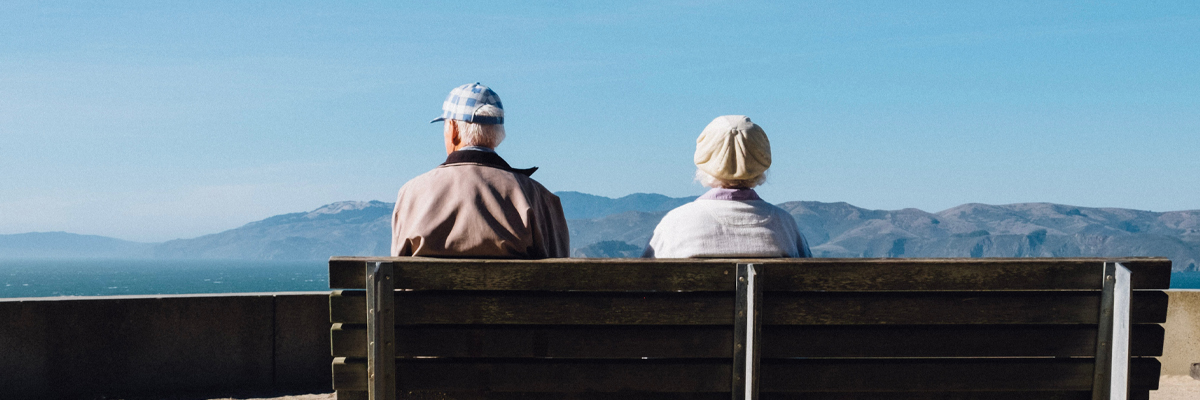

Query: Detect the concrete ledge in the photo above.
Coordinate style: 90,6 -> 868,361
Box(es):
1161,289 -> 1200,376
0,292 -> 332,398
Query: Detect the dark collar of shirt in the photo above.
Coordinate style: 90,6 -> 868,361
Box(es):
442,150 -> 538,177
698,188 -> 762,201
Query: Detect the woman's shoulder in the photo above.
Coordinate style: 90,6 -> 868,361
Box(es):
659,200 -> 711,221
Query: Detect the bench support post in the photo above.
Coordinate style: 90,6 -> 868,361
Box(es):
1093,261 -> 1131,400
366,262 -> 396,400
733,263 -> 761,400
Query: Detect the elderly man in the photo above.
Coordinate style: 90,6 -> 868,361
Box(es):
391,83 -> 569,258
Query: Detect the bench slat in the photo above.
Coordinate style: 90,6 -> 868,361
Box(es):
329,258 -> 1171,291
335,390 -> 367,400
378,392 -> 1149,400
328,290 -> 1168,325
330,324 -> 1164,359
331,358 -> 1159,392
762,358 -> 1160,392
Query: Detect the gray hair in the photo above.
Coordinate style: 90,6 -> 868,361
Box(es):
695,169 -> 767,189
458,105 -> 506,148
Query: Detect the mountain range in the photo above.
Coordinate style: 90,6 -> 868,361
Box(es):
3,192 -> 1198,271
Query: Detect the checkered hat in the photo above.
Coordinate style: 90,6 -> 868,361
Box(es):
431,82 -> 504,124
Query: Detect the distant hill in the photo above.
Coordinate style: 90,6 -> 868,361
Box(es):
3,193 -> 1198,271
555,191 -> 695,220
0,232 -> 152,258
151,201 -> 392,261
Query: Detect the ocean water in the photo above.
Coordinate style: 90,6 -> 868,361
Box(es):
1171,271 -> 1200,290
0,258 -> 328,298
2,258 -> 1199,298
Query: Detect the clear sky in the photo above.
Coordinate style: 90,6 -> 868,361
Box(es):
2,1 -> 1198,242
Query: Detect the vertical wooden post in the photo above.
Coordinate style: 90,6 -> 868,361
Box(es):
733,263 -> 761,400
366,262 -> 395,400
1092,261 -> 1131,400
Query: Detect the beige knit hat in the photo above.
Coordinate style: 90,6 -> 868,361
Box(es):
694,115 -> 772,181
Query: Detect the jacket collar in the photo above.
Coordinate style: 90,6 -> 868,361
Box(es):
698,188 -> 761,201
441,150 -> 538,177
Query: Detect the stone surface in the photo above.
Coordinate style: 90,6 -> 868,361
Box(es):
1161,290 -> 1200,375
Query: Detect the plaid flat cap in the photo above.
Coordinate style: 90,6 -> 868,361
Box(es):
431,82 -> 504,124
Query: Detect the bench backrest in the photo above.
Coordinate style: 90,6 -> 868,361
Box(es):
328,257 -> 1170,400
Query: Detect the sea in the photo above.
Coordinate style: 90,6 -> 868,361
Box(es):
1,258 -> 1199,298
0,258 -> 328,298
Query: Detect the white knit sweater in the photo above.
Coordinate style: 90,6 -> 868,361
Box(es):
643,195 -> 812,258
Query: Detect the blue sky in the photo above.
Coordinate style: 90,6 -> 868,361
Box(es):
2,1 -> 1198,242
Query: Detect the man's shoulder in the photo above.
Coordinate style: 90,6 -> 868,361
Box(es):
400,164 -> 555,198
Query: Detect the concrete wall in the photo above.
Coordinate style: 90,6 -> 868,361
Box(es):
1161,289 -> 1200,376
0,292 -> 331,399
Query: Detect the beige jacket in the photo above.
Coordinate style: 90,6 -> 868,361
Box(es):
391,151 -> 570,258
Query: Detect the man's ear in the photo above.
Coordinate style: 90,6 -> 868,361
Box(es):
447,120 -> 462,146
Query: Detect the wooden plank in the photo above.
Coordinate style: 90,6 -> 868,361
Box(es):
397,393 -> 727,400
757,258 -> 1170,291
329,290 -> 1168,325
759,358 -> 1161,392
388,392 -> 1141,400
330,324 -> 1164,359
761,393 -> 1144,400
332,323 -> 367,358
765,324 -> 1166,358
763,291 -> 1168,325
330,259 -> 367,289
330,291 -> 732,325
331,290 -> 366,324
330,257 -> 731,291
328,257 -> 1171,291
327,359 -> 1163,393
337,391 -> 369,400
334,325 -> 731,358
367,262 -> 396,400
334,357 -> 368,391
761,393 -> 1093,400
397,359 -> 731,392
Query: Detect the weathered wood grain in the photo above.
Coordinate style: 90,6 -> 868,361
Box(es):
330,324 -> 1164,359
330,358 -> 1159,393
328,257 -> 1171,291
397,359 -> 731,393
760,358 -> 1160,392
763,324 -> 1165,358
387,392 -> 1147,400
327,290 -> 1168,325
333,357 -> 368,391
762,291 -> 1168,325
334,325 -> 732,358
337,390 -> 368,400
330,259 -> 368,289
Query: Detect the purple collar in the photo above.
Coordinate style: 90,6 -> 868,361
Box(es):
698,188 -> 761,201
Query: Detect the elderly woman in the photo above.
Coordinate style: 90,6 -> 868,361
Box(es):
643,115 -> 812,258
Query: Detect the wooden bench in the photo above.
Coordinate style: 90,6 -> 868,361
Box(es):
328,257 -> 1171,400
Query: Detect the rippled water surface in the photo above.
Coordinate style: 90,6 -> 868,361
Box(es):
0,258 -> 327,298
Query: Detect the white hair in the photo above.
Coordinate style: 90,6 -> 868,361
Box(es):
695,169 -> 767,189
458,105 -> 506,148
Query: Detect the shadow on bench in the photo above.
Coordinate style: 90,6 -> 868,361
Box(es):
327,257 -> 1170,400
